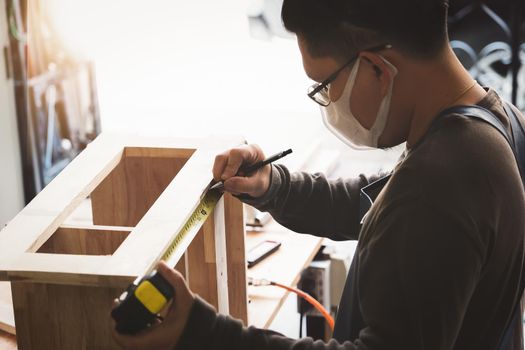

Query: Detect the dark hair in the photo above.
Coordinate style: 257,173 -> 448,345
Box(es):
281,0 -> 450,59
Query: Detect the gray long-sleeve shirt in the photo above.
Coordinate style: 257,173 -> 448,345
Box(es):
176,90 -> 525,350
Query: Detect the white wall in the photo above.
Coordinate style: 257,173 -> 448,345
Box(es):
0,0 -> 24,227
44,0 -> 325,157
43,0 -> 403,178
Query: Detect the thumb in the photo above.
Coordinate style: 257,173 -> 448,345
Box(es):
157,261 -> 187,291
156,262 -> 195,325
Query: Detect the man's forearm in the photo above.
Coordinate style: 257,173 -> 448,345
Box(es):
242,164 -> 384,241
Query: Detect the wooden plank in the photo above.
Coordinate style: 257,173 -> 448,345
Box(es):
60,224 -> 133,232
224,194 -> 248,324
213,197 -> 229,314
61,199 -> 94,226
4,254 -> 132,288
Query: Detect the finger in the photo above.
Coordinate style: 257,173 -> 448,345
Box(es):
223,176 -> 260,195
221,149 -> 246,180
157,261 -> 186,291
212,152 -> 229,182
222,145 -> 262,180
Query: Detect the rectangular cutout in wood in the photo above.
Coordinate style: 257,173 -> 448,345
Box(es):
37,226 -> 131,256
90,147 -> 195,227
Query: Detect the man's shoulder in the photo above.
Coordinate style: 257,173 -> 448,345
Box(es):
385,107 -> 519,214
407,108 -> 516,179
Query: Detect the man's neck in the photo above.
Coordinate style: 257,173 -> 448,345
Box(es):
405,47 -> 487,148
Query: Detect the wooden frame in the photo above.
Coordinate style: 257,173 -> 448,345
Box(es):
0,133 -> 248,349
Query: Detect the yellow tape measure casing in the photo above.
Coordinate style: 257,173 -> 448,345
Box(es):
134,280 -> 168,314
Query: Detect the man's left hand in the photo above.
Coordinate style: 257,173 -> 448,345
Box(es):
111,261 -> 195,350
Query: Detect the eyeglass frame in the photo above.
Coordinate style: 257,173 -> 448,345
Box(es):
307,44 -> 393,106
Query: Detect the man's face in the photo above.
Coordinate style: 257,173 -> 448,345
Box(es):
297,34 -> 395,143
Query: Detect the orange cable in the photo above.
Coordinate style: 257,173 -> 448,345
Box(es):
270,281 -> 335,331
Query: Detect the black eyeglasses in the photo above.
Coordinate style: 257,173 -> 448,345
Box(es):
307,44 -> 392,106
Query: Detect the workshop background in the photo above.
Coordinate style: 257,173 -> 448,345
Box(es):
0,0 -> 524,341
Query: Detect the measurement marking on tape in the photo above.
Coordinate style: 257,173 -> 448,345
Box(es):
160,189 -> 223,262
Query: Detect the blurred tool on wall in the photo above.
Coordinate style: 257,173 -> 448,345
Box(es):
448,0 -> 524,110
6,0 -> 101,203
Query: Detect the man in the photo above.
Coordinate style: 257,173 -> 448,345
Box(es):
113,0 -> 525,349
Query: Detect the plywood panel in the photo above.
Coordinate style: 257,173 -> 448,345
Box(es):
11,282 -> 121,350
91,154 -> 190,227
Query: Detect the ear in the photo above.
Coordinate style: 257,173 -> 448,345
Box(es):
358,52 -> 394,97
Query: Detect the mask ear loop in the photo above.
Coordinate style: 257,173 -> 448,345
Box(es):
378,56 -> 398,97
366,56 -> 398,145
345,55 -> 364,125
334,57 -> 361,105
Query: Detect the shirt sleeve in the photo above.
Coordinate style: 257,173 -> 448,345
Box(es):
240,164 -> 386,241
176,197 -> 483,350
176,296 -> 364,350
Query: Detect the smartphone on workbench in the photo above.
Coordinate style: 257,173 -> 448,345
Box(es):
247,240 -> 281,268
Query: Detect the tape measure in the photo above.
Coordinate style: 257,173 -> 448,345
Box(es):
111,188 -> 223,334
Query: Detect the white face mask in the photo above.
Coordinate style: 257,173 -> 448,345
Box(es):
320,56 -> 398,149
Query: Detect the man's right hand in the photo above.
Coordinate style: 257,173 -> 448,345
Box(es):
212,144 -> 271,198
